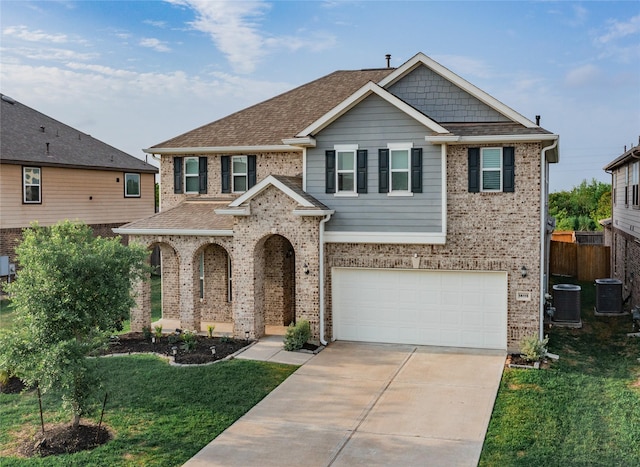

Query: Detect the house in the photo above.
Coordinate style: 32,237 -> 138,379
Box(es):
117,53 -> 559,352
603,143 -> 640,309
0,94 -> 158,268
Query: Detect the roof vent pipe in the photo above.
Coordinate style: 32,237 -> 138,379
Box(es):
40,126 -> 45,132
46,142 -> 50,154
535,115 -> 540,126
385,54 -> 391,68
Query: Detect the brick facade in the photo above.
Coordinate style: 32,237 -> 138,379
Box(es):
611,228 -> 640,310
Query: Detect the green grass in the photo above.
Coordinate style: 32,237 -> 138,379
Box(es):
480,277 -> 640,466
0,296 -> 16,329
0,355 -> 296,466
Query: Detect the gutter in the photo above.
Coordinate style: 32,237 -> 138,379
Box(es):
142,145 -> 300,155
540,138 -> 559,341
319,213 -> 333,345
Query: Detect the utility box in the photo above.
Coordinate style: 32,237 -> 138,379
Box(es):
553,284 -> 581,323
595,278 -> 623,314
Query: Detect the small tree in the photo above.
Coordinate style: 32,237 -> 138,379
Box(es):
0,221 -> 148,429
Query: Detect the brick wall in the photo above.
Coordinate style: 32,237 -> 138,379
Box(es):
611,229 -> 640,310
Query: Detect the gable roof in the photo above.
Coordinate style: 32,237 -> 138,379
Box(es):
147,68 -> 395,152
0,94 -> 157,173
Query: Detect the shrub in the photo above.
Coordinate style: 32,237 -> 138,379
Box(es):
207,325 -> 215,338
154,325 -> 163,338
283,320 -> 311,351
142,326 -> 152,341
520,335 -> 549,362
181,330 -> 198,353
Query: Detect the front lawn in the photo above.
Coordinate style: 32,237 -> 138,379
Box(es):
0,356 -> 296,466
480,278 -> 640,465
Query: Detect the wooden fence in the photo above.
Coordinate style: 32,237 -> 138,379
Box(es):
549,241 -> 610,281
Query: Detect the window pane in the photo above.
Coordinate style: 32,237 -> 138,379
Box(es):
391,150 -> 409,169
185,176 -> 199,192
185,157 -> 199,174
392,172 -> 409,191
125,174 -> 140,196
338,173 -> 354,191
25,186 -> 40,202
233,156 -> 247,174
482,171 -> 501,190
337,152 -> 354,170
234,175 -> 247,192
482,149 -> 501,168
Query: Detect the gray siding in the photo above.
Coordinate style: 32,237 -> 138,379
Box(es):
389,65 -> 510,123
306,94 -> 442,233
612,163 -> 640,240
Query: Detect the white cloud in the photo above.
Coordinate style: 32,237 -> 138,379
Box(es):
3,46 -> 98,62
3,25 -> 69,44
564,64 -> 603,87
432,55 -> 493,80
139,37 -> 171,52
143,19 -> 168,28
596,14 -> 640,44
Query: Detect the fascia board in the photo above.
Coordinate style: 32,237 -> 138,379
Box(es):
293,209 -> 335,217
324,231 -> 446,245
282,137 -> 317,147
426,134 -> 559,144
228,175 -> 315,208
379,52 -> 538,129
214,206 -> 250,216
113,228 -> 233,236
296,82 -> 449,137
143,145 -> 299,155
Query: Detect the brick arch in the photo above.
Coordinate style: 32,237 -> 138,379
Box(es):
252,233 -> 296,333
192,242 -> 233,328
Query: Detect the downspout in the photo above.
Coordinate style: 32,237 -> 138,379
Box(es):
319,213 -> 333,345
540,138 -> 558,341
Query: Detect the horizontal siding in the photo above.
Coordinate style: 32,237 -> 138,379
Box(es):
306,94 -> 442,233
1,164 -> 156,228
611,164 -> 640,239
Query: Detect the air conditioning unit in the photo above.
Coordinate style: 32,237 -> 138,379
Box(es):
595,278 -> 623,314
552,284 -> 581,322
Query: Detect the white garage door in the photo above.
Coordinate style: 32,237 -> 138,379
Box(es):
332,268 -> 507,350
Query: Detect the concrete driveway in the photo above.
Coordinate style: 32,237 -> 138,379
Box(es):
184,341 -> 505,467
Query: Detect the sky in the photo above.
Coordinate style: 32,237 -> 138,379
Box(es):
1,1 -> 639,193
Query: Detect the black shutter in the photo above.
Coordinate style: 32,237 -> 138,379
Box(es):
378,149 -> 389,193
247,155 -> 257,189
468,148 -> 480,193
174,156 -> 183,194
221,156 -> 230,193
325,150 -> 336,194
198,157 -> 208,194
411,148 -> 423,193
502,147 -> 515,193
356,149 -> 368,193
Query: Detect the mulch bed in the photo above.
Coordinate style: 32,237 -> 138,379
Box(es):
96,332 -> 251,365
18,423 -> 110,458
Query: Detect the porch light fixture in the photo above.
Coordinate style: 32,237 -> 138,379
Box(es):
245,330 -> 250,342
171,346 -> 178,356
303,263 -> 309,275
521,265 -> 527,278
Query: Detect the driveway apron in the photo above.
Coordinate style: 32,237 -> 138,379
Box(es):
183,341 -> 505,467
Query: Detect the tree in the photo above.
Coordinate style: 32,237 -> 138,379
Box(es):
0,221 -> 149,428
549,179 -> 611,231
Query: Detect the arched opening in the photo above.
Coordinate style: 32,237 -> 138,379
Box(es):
149,242 -> 180,330
193,243 -> 232,334
254,234 -> 296,335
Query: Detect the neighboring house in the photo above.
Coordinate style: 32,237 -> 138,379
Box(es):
603,143 -> 640,309
117,53 -> 559,352
0,94 -> 158,266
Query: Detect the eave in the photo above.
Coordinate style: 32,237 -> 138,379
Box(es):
113,228 -> 233,236
143,145 -> 300,155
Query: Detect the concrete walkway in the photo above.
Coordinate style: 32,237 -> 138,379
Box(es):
184,340 -> 505,467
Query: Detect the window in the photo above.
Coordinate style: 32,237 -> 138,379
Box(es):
337,150 -> 356,192
23,167 -> 41,204
198,251 -> 205,300
624,166 -> 629,206
378,145 -> 422,194
468,147 -> 515,193
124,173 -> 140,197
613,173 -> 617,206
184,157 -> 199,193
232,156 -> 248,192
632,162 -> 639,207
174,156 -> 207,194
221,155 -> 256,193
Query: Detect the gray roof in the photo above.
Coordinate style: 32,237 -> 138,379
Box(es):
442,122 -> 553,136
119,200 -> 233,231
603,144 -> 640,171
0,94 -> 157,173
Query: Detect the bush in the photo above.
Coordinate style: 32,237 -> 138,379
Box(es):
283,320 -> 311,351
181,330 -> 198,353
520,335 -> 549,362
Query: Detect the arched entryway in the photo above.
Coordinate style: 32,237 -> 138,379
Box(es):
192,243 -> 232,332
254,234 -> 296,332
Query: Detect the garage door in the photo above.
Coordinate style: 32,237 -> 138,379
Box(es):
332,268 -> 507,350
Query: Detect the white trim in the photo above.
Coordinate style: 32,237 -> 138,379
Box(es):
387,142 -> 413,150
228,175 -> 316,208
282,137 -> 316,147
333,193 -> 359,198
143,145 -> 300,155
302,147 -> 308,192
296,82 -> 450,137
425,134 -> 559,144
335,144 -> 359,151
324,231 -> 446,244
379,52 -> 538,128
293,209 -> 335,217
215,206 -> 250,216
386,192 -> 413,197
113,228 -> 233,236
